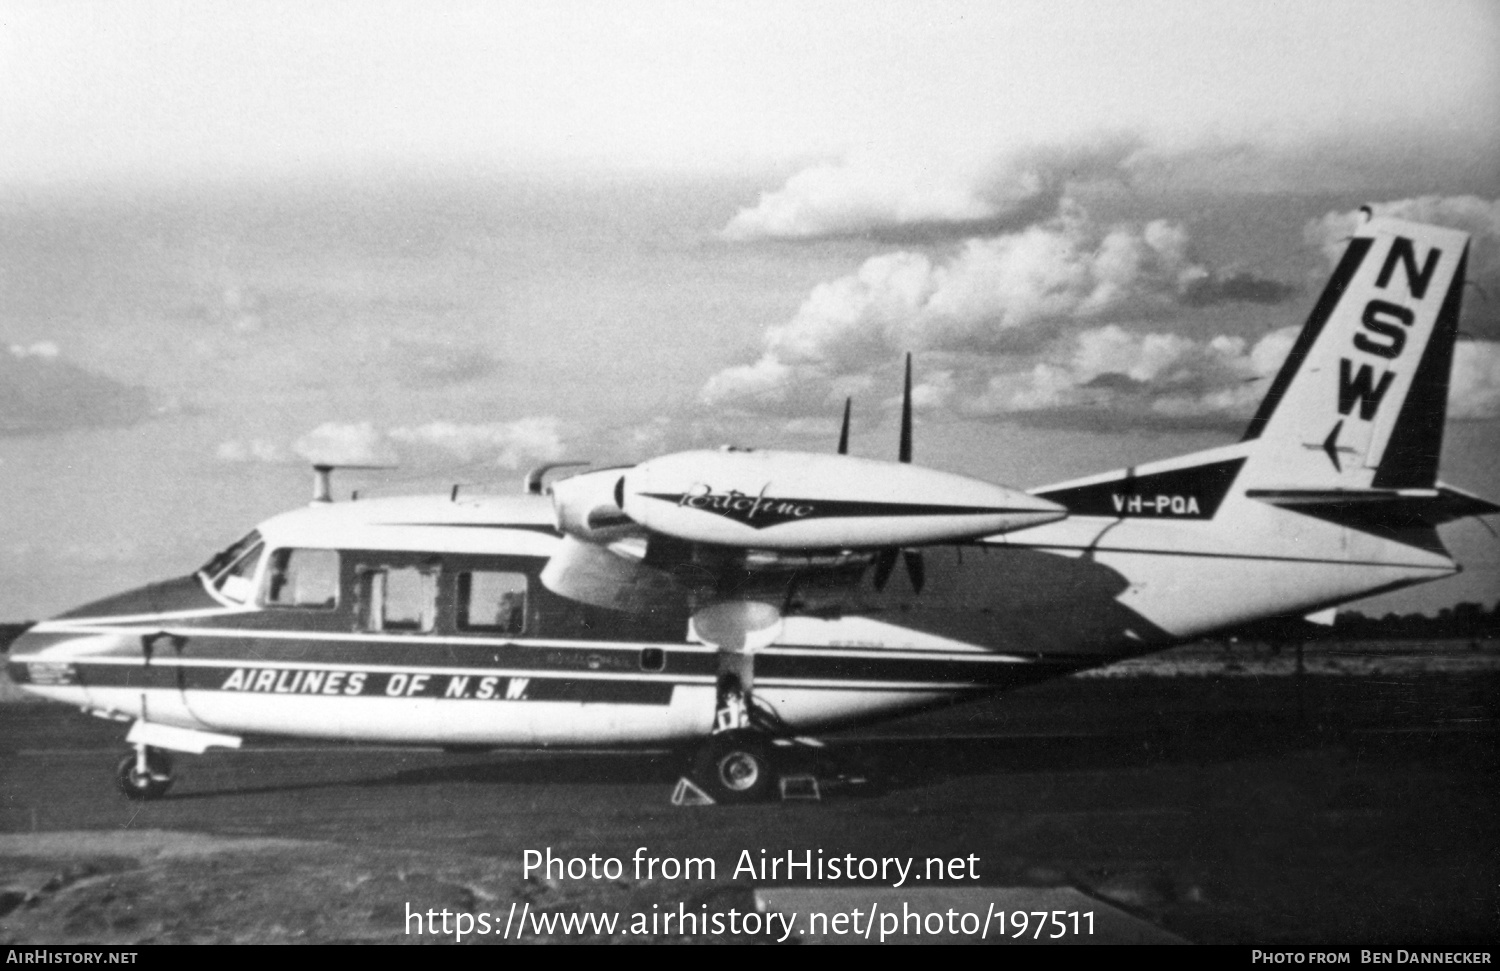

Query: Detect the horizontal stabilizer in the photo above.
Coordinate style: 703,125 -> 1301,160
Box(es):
1246,483 -> 1500,530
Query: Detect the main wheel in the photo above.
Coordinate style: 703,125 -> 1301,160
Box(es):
693,731 -> 774,804
116,749 -> 174,801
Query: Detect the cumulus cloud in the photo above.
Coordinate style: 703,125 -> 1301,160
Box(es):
962,325 -> 1297,431
9,341 -> 59,359
1306,196 -> 1500,303
226,417 -> 568,472
704,207 -> 1295,415
721,135 -> 1141,242
1450,340 -> 1500,420
388,417 -> 566,469
979,333 -> 1500,430
1305,196 -> 1500,342
708,193 -> 1500,437
1180,270 -> 1299,307
749,214 -> 1194,368
293,422 -> 398,466
1307,196 -> 1500,255
0,343 -> 154,436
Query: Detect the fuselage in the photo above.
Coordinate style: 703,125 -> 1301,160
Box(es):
6,450 -> 1456,747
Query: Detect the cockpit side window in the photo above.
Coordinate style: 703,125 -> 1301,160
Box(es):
201,531 -> 264,604
200,530 -> 261,579
263,548 -> 340,609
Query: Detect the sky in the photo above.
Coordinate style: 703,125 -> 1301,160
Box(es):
1,0 -> 1498,620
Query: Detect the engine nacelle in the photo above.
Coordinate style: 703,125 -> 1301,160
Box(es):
549,467 -> 639,544
618,448 -> 1064,549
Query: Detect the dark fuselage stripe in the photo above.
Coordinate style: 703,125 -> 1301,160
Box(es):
14,629 -> 1075,679
10,653 -> 1079,694
1008,541 -> 1450,570
27,664 -> 675,705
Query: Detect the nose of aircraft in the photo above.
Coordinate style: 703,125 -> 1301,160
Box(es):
4,624 -> 90,702
50,573 -> 221,621
4,574 -> 219,702
6,624 -> 43,659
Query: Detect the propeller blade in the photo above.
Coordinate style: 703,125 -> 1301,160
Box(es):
780,573 -> 802,613
903,549 -> 926,595
899,352 -> 913,464
872,549 -> 898,591
837,397 -> 851,455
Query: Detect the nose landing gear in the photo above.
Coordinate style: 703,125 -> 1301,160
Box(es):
116,745 -> 174,800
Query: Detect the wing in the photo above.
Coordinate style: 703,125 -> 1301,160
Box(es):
540,447 -> 1066,626
540,355 -> 1066,645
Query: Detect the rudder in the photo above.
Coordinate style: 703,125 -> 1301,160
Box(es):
1240,216 -> 1471,491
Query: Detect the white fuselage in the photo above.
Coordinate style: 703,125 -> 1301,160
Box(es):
7,466 -> 1454,747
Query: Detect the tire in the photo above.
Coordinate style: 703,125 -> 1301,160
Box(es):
693,731 -> 774,804
116,749 -> 174,801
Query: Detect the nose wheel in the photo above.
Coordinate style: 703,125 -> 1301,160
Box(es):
116,746 -> 174,800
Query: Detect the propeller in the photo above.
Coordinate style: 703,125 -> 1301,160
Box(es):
829,354 -> 927,595
870,353 -> 926,595
870,543 -> 927,595
903,549 -> 926,593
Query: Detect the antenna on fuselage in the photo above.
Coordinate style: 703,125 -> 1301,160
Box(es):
312,465 -> 334,503
309,463 -> 396,503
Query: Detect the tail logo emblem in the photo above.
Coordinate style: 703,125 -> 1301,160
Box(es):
1338,237 -> 1442,425
1304,420 -> 1358,472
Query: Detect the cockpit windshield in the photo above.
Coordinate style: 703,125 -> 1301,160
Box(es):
198,530 -> 265,603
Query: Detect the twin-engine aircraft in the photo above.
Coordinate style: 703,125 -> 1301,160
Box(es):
8,215 -> 1496,802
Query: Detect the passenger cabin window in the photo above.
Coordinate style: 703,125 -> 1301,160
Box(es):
200,531 -> 264,604
358,564 -> 437,633
263,549 -> 339,609
456,571 -> 527,635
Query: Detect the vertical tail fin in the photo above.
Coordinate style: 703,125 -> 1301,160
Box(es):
1240,216 -> 1471,490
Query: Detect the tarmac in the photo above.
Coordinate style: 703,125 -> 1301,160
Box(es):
0,641 -> 1496,945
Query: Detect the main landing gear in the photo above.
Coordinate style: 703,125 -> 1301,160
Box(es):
116,745 -> 174,801
688,673 -> 787,804
692,730 -> 775,804
684,675 -> 876,805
